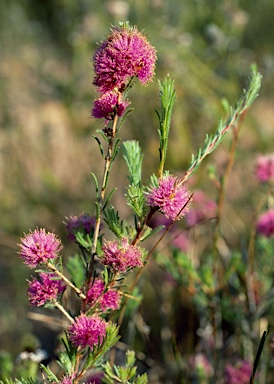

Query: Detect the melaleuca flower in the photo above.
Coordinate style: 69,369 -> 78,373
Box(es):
146,174 -> 191,221
28,273 -> 66,307
18,228 -> 63,268
92,91 -> 130,119
255,154 -> 274,183
87,278 -> 120,312
68,314 -> 107,349
64,213 -> 96,242
59,373 -> 76,384
93,25 -> 157,92
102,238 -> 143,272
256,209 -> 274,237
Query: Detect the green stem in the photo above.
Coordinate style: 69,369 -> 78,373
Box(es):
90,112 -> 119,269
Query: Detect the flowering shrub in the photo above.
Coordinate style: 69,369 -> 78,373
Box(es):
8,20 -> 273,384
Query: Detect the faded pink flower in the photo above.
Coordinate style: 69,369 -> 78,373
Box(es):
172,231 -> 191,253
93,25 -> 156,92
28,273 -> 66,307
102,238 -> 143,272
224,360 -> 252,384
255,154 -> 274,183
92,91 -> 130,119
186,190 -> 217,226
256,209 -> 274,237
18,228 -> 63,268
68,314 -> 107,349
87,278 -> 120,312
83,370 -> 104,384
64,213 -> 96,242
146,175 -> 191,221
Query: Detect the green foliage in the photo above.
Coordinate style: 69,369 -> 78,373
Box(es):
103,350 -> 148,384
155,76 -> 176,177
181,66 -> 262,183
0,351 -> 13,380
0,379 -> 37,384
103,206 -> 129,239
125,184 -> 147,221
123,141 -> 143,186
56,336 -> 77,374
66,253 -> 86,288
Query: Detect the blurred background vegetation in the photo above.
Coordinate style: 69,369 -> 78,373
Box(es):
1,0 -> 274,380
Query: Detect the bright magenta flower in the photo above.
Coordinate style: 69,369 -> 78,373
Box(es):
92,91 -> 130,119
146,175 -> 191,221
18,228 -> 63,268
68,314 -> 107,349
28,273 -> 66,307
256,209 -> 274,237
102,238 -> 143,272
255,154 -> 274,183
93,25 -> 156,92
87,278 -> 120,311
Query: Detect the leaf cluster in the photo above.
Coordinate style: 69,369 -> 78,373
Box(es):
103,350 -> 148,384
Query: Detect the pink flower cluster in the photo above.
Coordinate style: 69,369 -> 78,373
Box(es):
102,238 -> 143,272
93,25 -> 157,92
255,154 -> 274,183
18,228 -> 63,268
68,314 -> 107,349
87,278 -> 120,312
91,25 -> 156,120
92,91 -> 130,120
64,212 -> 96,242
224,360 -> 252,384
28,273 -> 66,307
256,209 -> 274,237
146,174 -> 191,221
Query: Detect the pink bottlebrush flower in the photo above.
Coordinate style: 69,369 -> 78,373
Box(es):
92,91 -> 130,119
255,154 -> 274,183
102,238 -> 143,272
256,209 -> 274,237
59,373 -> 76,384
87,278 -> 121,312
28,273 -> 66,307
100,289 -> 120,311
87,278 -> 104,305
93,25 -> 157,92
18,228 -> 63,268
68,314 -> 107,349
64,213 -> 96,241
146,175 -> 191,221
186,190 -> 217,226
224,360 -> 252,384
